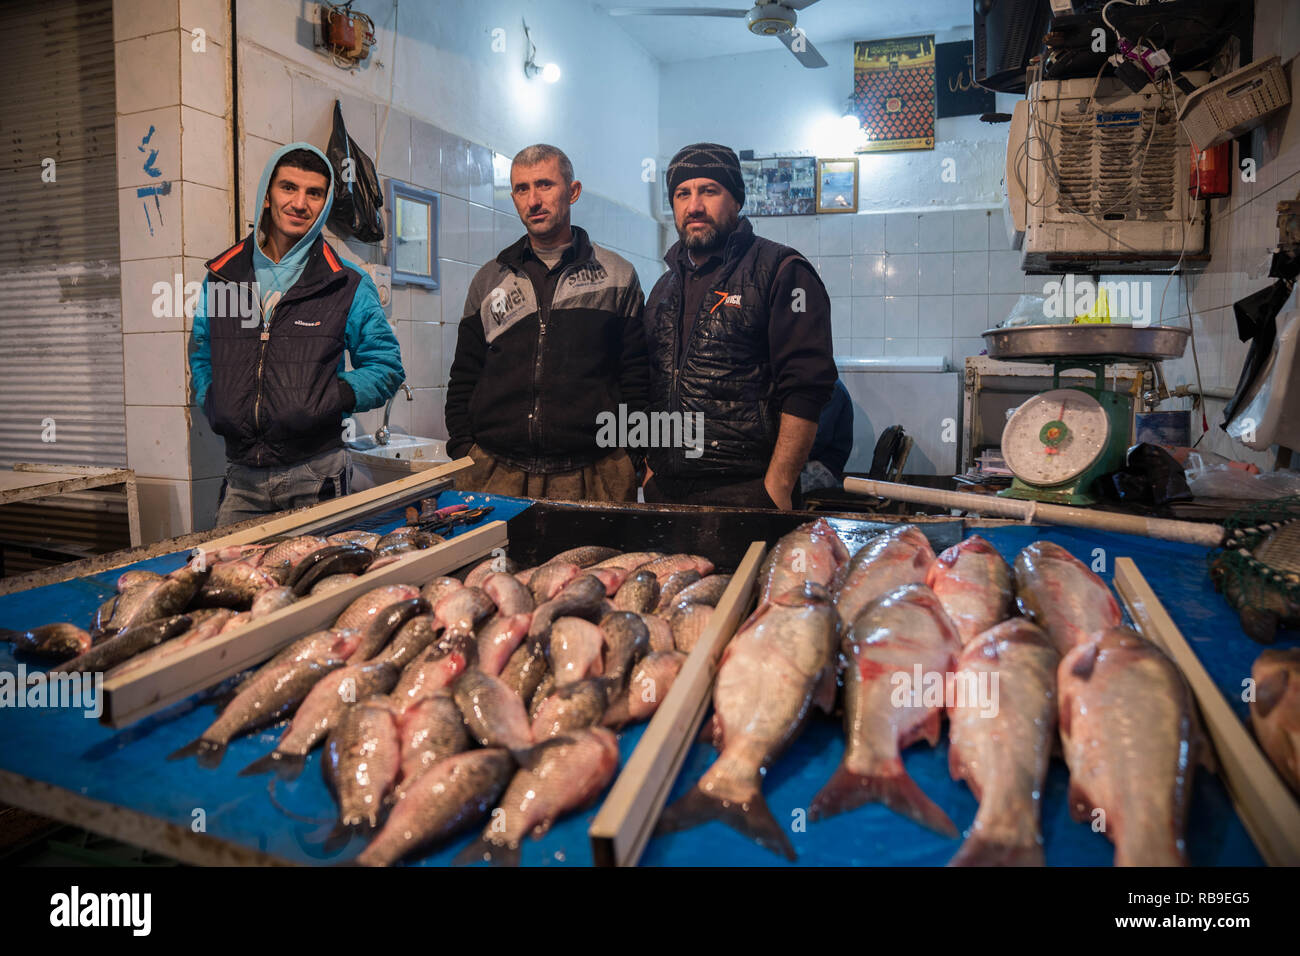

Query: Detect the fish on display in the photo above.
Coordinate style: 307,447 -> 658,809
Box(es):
925,536 -> 1013,645
323,697 -> 402,834
588,567 -> 629,597
311,574 -> 358,596
327,530 -> 381,550
288,544 -> 375,596
1251,648 -> 1300,795
390,634 -> 476,712
168,630 -> 361,768
542,546 -> 622,568
1058,627 -> 1209,866
433,586 -> 496,636
240,658 -> 402,778
1,623 -> 92,663
593,551 -> 664,572
499,641 -> 549,705
527,562 -> 581,603
334,585 -> 421,634
258,536 -> 330,583
669,603 -> 714,655
394,691 -> 472,787
358,749 -> 515,867
481,572 -> 534,617
346,598 -> 429,662
1014,541 -> 1122,655
528,574 -> 607,643
654,570 -> 701,613
640,554 -> 715,585
809,583 -> 960,837
465,554 -> 518,589
658,582 -> 839,860
613,570 -> 660,614
672,574 -> 732,610
453,670 -> 534,754
380,615 -> 441,670
604,651 -> 685,728
53,615 -> 193,675
530,679 -> 609,739
947,619 -> 1059,866
196,560 -> 281,608
419,576 -> 463,607
374,529 -> 442,558
455,727 -> 619,866
105,608 -> 236,681
833,524 -> 935,627
250,586 -> 297,618
759,519 -> 849,606
116,570 -> 164,592
640,614 -> 675,654
475,613 -> 531,677
104,566 -> 207,635
598,612 -> 650,689
548,617 -> 605,687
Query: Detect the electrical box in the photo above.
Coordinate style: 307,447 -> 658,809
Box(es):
365,264 -> 392,310
1010,74 -> 1209,272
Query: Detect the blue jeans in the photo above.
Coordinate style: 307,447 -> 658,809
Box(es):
212,447 -> 351,527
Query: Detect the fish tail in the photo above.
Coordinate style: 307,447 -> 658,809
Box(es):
809,759 -> 957,837
948,834 -> 1044,867
239,751 -> 304,780
655,755 -> 794,861
166,737 -> 226,769
452,836 -> 521,868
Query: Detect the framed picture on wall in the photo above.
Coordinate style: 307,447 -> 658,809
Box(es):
816,158 -> 859,214
740,156 -> 817,216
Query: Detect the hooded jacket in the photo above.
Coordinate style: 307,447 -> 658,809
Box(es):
189,142 -> 404,468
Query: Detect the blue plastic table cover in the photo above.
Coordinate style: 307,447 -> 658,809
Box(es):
0,513 -> 1282,866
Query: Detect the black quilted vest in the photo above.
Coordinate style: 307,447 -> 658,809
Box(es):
643,218 -> 800,479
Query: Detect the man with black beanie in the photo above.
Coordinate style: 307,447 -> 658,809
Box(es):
641,142 -> 837,509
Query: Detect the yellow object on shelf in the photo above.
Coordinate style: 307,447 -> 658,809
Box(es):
1072,286 -> 1112,324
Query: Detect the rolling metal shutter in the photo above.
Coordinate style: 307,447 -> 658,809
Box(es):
0,0 -> 125,468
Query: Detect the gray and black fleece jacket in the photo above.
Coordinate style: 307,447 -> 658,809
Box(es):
445,226 -> 649,472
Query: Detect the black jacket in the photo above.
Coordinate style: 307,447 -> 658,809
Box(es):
643,217 -> 834,479
445,227 -> 649,472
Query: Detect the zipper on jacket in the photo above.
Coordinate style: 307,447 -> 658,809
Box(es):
252,307 -> 270,467
527,271 -> 551,448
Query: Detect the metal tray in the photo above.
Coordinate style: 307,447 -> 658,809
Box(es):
982,324 -> 1190,362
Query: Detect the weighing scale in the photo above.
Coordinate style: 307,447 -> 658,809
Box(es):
981,324 -> 1191,506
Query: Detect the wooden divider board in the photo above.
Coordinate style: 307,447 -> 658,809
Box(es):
102,521 -> 507,727
589,541 -> 767,867
1114,557 -> 1300,867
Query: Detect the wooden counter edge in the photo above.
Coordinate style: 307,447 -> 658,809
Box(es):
1114,556 -> 1300,867
589,541 -> 766,867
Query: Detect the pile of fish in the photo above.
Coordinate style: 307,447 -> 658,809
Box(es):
658,519 -> 1213,867
1250,648 -> 1300,797
164,543 -> 725,867
0,526 -> 447,678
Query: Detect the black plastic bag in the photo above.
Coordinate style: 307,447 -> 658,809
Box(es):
326,99 -> 384,243
1101,442 -> 1192,507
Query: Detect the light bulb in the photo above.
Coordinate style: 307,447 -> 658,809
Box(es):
840,113 -> 861,132
541,62 -> 561,83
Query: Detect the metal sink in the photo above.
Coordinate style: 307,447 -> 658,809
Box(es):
347,434 -> 448,461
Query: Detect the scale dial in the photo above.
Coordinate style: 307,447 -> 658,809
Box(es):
1001,388 -> 1110,487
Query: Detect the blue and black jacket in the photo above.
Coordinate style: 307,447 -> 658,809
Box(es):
189,143 -> 404,468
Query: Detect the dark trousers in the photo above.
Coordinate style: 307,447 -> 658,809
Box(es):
645,474 -> 804,510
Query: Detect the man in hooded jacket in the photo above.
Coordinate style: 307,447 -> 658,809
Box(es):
189,142 -> 404,526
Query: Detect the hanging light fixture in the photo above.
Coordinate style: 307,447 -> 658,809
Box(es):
523,19 -> 561,83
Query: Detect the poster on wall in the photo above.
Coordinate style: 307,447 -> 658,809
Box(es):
936,40 -> 995,118
740,157 -> 817,216
853,35 -> 936,152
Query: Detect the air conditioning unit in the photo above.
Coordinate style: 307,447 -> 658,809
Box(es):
1008,74 -> 1208,272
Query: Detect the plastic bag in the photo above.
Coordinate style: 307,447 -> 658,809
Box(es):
326,99 -> 384,243
1184,451 -> 1300,499
997,294 -> 1048,328
1072,286 -> 1111,324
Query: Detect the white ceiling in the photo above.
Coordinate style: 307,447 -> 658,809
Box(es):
591,0 -> 974,64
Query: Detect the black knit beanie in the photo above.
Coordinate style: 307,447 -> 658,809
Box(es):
667,143 -> 745,207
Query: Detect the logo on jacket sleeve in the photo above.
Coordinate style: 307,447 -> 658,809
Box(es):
481,276 -> 536,343
710,291 -> 742,313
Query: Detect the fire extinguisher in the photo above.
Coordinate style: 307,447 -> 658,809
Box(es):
1189,142 -> 1232,199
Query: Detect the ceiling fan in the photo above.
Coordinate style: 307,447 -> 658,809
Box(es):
607,1 -> 829,68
